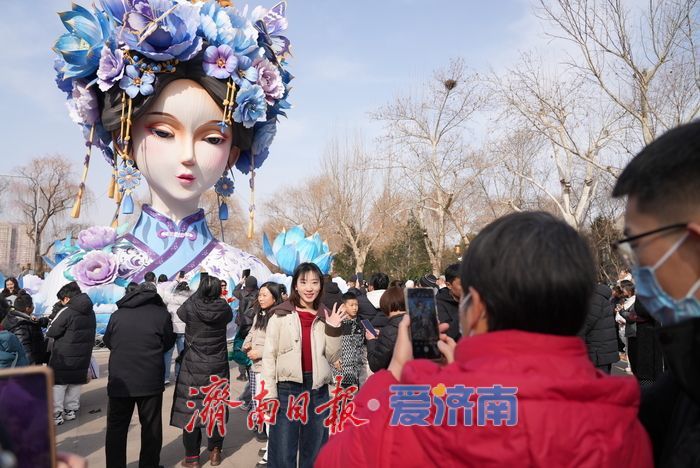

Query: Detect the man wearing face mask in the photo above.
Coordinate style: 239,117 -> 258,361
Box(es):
612,120 -> 700,467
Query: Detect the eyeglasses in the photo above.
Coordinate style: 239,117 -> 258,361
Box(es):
612,223 -> 687,265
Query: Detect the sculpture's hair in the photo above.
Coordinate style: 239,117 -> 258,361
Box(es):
100,52 -> 254,151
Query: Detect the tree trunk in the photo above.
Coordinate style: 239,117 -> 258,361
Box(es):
34,238 -> 42,274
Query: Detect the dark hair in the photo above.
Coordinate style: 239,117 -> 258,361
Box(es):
175,281 -> 191,292
253,282 -> 284,330
611,285 -> 623,297
144,272 -> 156,283
620,280 -> 635,297
196,274 -> 223,303
370,272 -> 390,291
158,274 -> 168,283
445,263 -> 460,283
380,287 -> 406,316
279,284 -> 287,296
613,121 -> 700,221
0,298 -> 10,323
290,263 -> 324,310
57,282 -> 82,301
1,277 -> 20,297
389,280 -> 405,288
13,292 -> 33,311
461,212 -> 595,336
342,292 -> 358,303
126,282 -> 139,294
101,52 -> 253,152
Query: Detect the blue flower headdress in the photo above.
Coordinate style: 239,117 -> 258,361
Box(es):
53,0 -> 292,236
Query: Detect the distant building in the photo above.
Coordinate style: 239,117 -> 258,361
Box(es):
0,223 -> 34,275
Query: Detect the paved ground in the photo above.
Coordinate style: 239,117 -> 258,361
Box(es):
55,349 -> 265,468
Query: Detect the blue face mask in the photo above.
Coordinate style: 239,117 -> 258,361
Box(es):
632,233 -> 700,326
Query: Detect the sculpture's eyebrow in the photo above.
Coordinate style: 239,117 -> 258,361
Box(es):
145,112 -> 176,119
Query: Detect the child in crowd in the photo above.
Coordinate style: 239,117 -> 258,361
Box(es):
332,292 -> 367,388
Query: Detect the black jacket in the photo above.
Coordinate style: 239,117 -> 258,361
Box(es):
46,293 -> 96,385
579,284 -> 619,367
640,317 -> 700,467
358,290 -> 388,329
436,288 -> 461,341
170,295 -> 232,429
235,288 -> 258,325
2,309 -> 46,364
321,281 -> 343,311
104,288 -> 176,397
367,313 -> 405,372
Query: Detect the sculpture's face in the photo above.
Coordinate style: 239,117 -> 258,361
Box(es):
131,79 -> 237,206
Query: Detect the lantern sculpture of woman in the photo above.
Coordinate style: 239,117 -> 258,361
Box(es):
38,0 -> 292,310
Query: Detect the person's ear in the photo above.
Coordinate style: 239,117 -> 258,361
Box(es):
467,287 -> 489,333
228,146 -> 241,169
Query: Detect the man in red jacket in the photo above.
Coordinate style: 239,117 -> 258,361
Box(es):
315,211 -> 653,468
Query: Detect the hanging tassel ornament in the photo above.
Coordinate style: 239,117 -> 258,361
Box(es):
71,124 -> 96,219
214,169 -> 235,221
118,159 -> 139,214
112,91 -> 141,215
218,196 -> 229,221
107,168 -> 117,199
247,154 -> 256,240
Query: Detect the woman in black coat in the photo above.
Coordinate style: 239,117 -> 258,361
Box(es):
171,275 -> 233,467
2,293 -> 47,364
366,287 -> 406,372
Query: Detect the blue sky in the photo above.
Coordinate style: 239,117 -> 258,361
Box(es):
0,0 -> 547,227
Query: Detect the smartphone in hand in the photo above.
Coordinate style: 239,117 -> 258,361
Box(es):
360,319 -> 378,338
405,288 -> 442,359
0,366 -> 56,467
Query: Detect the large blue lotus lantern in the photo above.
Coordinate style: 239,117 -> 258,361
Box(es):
262,226 -> 333,276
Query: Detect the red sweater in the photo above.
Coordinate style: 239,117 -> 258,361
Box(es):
316,330 -> 652,468
298,310 -> 316,372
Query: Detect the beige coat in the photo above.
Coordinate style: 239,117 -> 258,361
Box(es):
261,301 -> 341,400
242,313 -> 268,373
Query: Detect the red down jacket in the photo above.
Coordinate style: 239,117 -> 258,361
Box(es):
315,330 -> 652,468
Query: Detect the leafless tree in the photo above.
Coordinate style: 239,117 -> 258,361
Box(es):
538,0 -> 700,150
373,58 -> 485,274
262,175 -> 333,237
492,55 -> 622,229
13,155 -> 82,273
320,132 -> 402,274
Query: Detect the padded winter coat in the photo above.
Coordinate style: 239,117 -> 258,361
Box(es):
579,284 -> 619,367
170,295 -> 232,429
316,330 -> 653,468
46,293 -> 96,385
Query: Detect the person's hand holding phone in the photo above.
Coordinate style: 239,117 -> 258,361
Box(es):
57,452 -> 88,468
388,315 -> 455,380
365,329 -> 377,341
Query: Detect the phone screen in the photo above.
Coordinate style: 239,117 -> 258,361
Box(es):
405,288 -> 441,359
242,269 -> 251,279
0,366 -> 56,468
360,319 -> 378,337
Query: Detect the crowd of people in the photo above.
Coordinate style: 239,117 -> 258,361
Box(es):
0,120 -> 698,467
